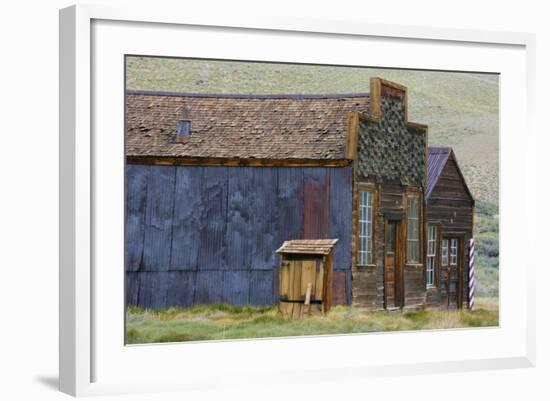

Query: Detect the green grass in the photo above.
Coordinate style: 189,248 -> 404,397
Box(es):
125,58 -> 500,344
126,301 -> 499,344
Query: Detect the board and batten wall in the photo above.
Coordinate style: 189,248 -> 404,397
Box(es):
425,156 -> 474,309
125,164 -> 353,309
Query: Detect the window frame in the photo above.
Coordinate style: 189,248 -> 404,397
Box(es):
406,193 -> 422,264
450,238 -> 458,266
426,223 -> 437,287
355,183 -> 377,267
441,238 -> 449,268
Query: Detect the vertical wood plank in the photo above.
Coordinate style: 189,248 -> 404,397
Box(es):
125,165 -> 148,271
142,166 -> 176,271
345,269 -> 352,305
279,261 -> 290,299
291,260 -> 302,300
315,261 -> 324,301
301,260 -> 316,298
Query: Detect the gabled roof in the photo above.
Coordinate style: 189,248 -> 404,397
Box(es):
426,146 -> 474,202
126,90 -> 370,161
276,239 -> 339,256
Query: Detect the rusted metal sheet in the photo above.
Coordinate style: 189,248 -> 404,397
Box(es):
332,271 -> 347,305
125,164 -> 354,308
303,168 -> 329,239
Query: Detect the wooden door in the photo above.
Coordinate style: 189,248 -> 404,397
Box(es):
445,238 -> 460,309
385,220 -> 403,308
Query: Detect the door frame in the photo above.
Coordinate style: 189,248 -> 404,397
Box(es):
384,218 -> 404,309
441,234 -> 464,309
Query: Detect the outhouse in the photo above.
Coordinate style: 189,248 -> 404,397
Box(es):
276,239 -> 338,318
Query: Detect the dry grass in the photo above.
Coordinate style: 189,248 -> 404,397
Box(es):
126,300 -> 499,344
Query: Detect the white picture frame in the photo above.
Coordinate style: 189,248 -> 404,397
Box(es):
59,4 -> 536,397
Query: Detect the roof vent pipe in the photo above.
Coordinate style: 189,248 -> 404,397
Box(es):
176,106 -> 191,142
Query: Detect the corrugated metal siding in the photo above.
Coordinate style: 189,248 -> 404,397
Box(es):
426,146 -> 451,198
125,164 -> 353,308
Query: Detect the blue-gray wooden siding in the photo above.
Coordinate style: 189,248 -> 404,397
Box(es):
125,164 -> 352,308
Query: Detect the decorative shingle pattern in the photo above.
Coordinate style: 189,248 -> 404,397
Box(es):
357,96 -> 426,186
126,91 -> 371,160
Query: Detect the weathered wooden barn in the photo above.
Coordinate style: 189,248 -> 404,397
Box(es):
125,78 -> 474,311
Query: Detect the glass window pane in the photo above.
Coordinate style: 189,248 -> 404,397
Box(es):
358,190 -> 373,265
407,196 -> 420,262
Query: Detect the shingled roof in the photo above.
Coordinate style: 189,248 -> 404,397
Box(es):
126,90 -> 370,160
276,239 -> 339,256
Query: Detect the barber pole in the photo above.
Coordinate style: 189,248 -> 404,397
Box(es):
468,238 -> 475,310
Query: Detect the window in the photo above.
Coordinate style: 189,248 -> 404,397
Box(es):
441,240 -> 449,267
358,191 -> 373,265
450,238 -> 458,266
426,225 -> 436,286
407,196 -> 420,263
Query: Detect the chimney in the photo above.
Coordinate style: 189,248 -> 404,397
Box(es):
176,106 -> 191,142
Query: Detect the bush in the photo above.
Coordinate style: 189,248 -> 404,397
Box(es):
475,200 -> 498,217
476,232 -> 499,258
475,267 -> 499,297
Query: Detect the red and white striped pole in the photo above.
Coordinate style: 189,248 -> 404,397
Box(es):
468,238 -> 475,310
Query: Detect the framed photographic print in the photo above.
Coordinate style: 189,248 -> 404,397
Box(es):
59,4 -> 536,397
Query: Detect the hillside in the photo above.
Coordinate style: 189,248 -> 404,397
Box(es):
126,57 -> 499,298
126,56 -> 499,206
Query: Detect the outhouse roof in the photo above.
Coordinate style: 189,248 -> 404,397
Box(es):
126,90 -> 370,161
276,239 -> 339,256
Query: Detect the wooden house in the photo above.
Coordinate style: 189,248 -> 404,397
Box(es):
425,147 -> 475,309
125,78 -> 474,311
